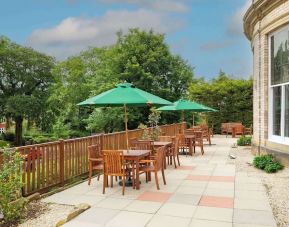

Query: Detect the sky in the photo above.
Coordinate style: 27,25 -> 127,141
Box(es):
0,0 -> 252,80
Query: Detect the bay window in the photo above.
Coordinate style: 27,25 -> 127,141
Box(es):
269,26 -> 289,143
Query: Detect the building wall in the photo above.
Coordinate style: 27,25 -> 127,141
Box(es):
244,0 -> 289,165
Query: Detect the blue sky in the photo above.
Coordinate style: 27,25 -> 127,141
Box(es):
0,0 -> 252,79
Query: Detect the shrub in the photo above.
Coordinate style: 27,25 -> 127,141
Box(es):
237,136 -> 252,146
0,140 -> 9,148
0,149 -> 25,222
253,154 -> 284,173
264,162 -> 284,173
2,132 -> 15,143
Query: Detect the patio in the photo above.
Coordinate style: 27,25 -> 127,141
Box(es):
42,135 -> 277,227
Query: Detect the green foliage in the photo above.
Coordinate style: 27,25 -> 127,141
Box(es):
0,149 -> 25,221
264,162 -> 284,173
253,154 -> 284,173
50,29 -> 194,135
2,132 -> 15,143
85,108 -> 125,133
237,136 -> 252,146
188,71 -> 253,133
0,140 -> 9,148
148,108 -> 161,140
138,123 -> 150,140
0,36 -> 55,145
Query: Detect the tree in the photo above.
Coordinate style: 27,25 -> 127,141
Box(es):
52,29 -> 194,134
0,37 -> 55,145
188,71 -> 253,133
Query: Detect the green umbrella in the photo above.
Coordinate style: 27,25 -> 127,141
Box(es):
157,99 -> 217,127
78,82 -> 172,149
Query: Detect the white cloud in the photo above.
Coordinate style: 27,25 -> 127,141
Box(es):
99,0 -> 189,13
227,0 -> 251,36
27,9 -> 182,59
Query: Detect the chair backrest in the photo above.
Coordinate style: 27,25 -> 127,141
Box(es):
194,131 -> 203,140
129,137 -> 138,149
158,136 -> 172,142
131,140 -> 153,151
88,144 -> 102,159
184,129 -> 195,135
154,146 -> 165,170
234,124 -> 245,134
177,134 -> 187,147
102,150 -> 124,175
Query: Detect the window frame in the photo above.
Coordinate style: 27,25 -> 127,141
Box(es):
268,26 -> 289,144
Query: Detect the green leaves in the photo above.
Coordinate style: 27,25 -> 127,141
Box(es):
253,154 -> 284,173
0,36 -> 55,145
0,149 -> 25,221
188,72 -> 253,132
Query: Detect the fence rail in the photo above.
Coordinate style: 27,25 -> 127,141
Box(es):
0,122 -> 185,196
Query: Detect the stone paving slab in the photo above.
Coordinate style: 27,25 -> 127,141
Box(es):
43,136 -> 277,227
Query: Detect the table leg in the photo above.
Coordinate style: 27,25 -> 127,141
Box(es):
136,160 -> 140,190
189,138 -> 193,156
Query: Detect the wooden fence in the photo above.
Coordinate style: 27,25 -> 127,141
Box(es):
0,123 -> 184,196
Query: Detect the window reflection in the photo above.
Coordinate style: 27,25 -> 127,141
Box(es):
285,85 -> 289,137
273,87 -> 281,136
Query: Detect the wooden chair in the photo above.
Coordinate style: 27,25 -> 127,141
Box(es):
139,146 -> 166,190
192,131 -> 204,155
177,133 -> 190,156
159,136 -> 180,168
129,137 -> 138,149
102,150 -> 126,195
88,144 -> 103,186
131,140 -> 154,151
199,124 -> 211,145
167,136 -> 180,168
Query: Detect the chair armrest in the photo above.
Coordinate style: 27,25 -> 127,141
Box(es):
89,158 -> 102,162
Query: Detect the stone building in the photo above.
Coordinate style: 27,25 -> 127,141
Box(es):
244,0 -> 289,165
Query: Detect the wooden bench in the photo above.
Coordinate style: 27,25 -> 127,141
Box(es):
221,122 -> 245,137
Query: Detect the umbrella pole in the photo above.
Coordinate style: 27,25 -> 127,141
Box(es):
182,110 -> 185,134
193,114 -> 195,126
124,104 -> 129,150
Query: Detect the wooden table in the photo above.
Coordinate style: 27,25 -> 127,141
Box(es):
184,135 -> 195,156
122,150 -> 151,190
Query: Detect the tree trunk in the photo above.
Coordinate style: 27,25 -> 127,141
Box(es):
5,115 -> 11,130
15,116 -> 23,146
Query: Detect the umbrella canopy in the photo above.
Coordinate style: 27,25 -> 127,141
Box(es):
78,82 -> 173,149
157,99 -> 217,112
157,99 -> 217,128
78,82 -> 172,107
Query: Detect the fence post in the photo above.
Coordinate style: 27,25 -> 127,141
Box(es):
59,139 -> 65,186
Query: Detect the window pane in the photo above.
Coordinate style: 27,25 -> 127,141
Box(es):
271,29 -> 289,85
273,86 -> 282,136
285,85 -> 289,137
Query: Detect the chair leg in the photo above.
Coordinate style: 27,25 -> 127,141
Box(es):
154,171 -> 160,190
103,174 -> 106,194
122,175 -> 125,195
173,155 -> 177,169
177,154 -> 180,166
97,174 -> 100,181
161,168 -> 166,185
110,176 -> 113,188
88,162 -> 92,185
201,145 -> 204,155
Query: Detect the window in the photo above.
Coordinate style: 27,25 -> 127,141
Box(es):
0,128 -> 4,134
269,26 -> 289,143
